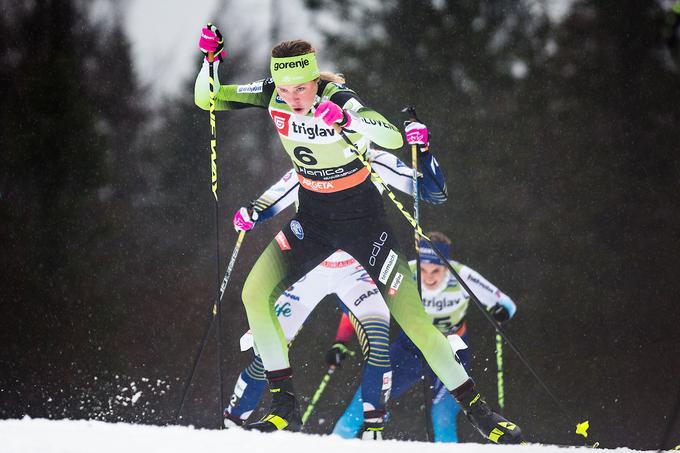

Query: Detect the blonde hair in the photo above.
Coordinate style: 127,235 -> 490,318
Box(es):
271,40 -> 345,84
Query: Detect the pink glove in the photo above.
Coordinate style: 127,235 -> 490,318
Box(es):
404,121 -> 429,145
233,207 -> 258,232
199,24 -> 226,62
314,101 -> 352,128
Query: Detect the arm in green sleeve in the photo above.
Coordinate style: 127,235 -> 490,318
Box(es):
330,90 -> 403,149
194,60 -> 272,111
347,108 -> 404,149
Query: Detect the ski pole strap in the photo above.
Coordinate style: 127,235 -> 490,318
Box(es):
301,368 -> 335,425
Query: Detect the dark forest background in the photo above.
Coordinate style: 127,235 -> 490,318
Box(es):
2,0 -> 680,449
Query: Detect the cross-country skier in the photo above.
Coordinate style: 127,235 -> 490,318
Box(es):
195,26 -> 522,444
330,231 -> 517,442
224,137 -> 446,439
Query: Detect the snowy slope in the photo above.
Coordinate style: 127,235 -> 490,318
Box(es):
0,418 -> 646,453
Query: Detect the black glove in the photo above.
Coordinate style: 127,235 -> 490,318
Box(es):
325,342 -> 350,368
489,303 -> 511,323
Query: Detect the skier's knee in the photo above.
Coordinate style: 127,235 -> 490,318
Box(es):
399,323 -> 438,353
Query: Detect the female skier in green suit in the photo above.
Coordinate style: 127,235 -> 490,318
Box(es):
195,26 -> 522,443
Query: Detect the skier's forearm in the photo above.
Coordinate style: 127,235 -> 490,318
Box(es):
194,61 -> 270,111
251,169 -> 300,222
252,187 -> 298,222
368,149 -> 447,203
458,265 -> 505,309
194,60 -> 219,110
418,153 -> 448,204
369,150 -> 414,196
346,108 -> 404,149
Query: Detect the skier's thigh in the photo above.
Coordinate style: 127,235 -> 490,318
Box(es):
335,264 -> 390,322
276,262 -> 336,342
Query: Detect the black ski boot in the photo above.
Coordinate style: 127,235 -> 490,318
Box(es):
359,409 -> 385,440
245,368 -> 301,432
453,379 -> 523,444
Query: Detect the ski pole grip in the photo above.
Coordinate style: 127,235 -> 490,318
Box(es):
206,22 -> 216,63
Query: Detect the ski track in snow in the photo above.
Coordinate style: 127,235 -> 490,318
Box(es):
0,418 -> 651,453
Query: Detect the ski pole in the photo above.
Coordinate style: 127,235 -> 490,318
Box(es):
302,347 -> 356,427
205,31 -> 227,428
301,367 -> 336,427
401,106 -> 422,295
206,23 -> 219,203
496,333 -> 505,409
401,105 -> 433,442
174,228 -> 247,424
332,123 -> 595,445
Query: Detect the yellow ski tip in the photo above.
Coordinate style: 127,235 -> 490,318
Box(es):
576,420 -> 590,438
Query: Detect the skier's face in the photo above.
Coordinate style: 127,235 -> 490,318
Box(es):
420,263 -> 447,290
276,80 -> 318,115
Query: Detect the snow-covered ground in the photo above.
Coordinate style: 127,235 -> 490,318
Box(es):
0,418 -> 649,453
